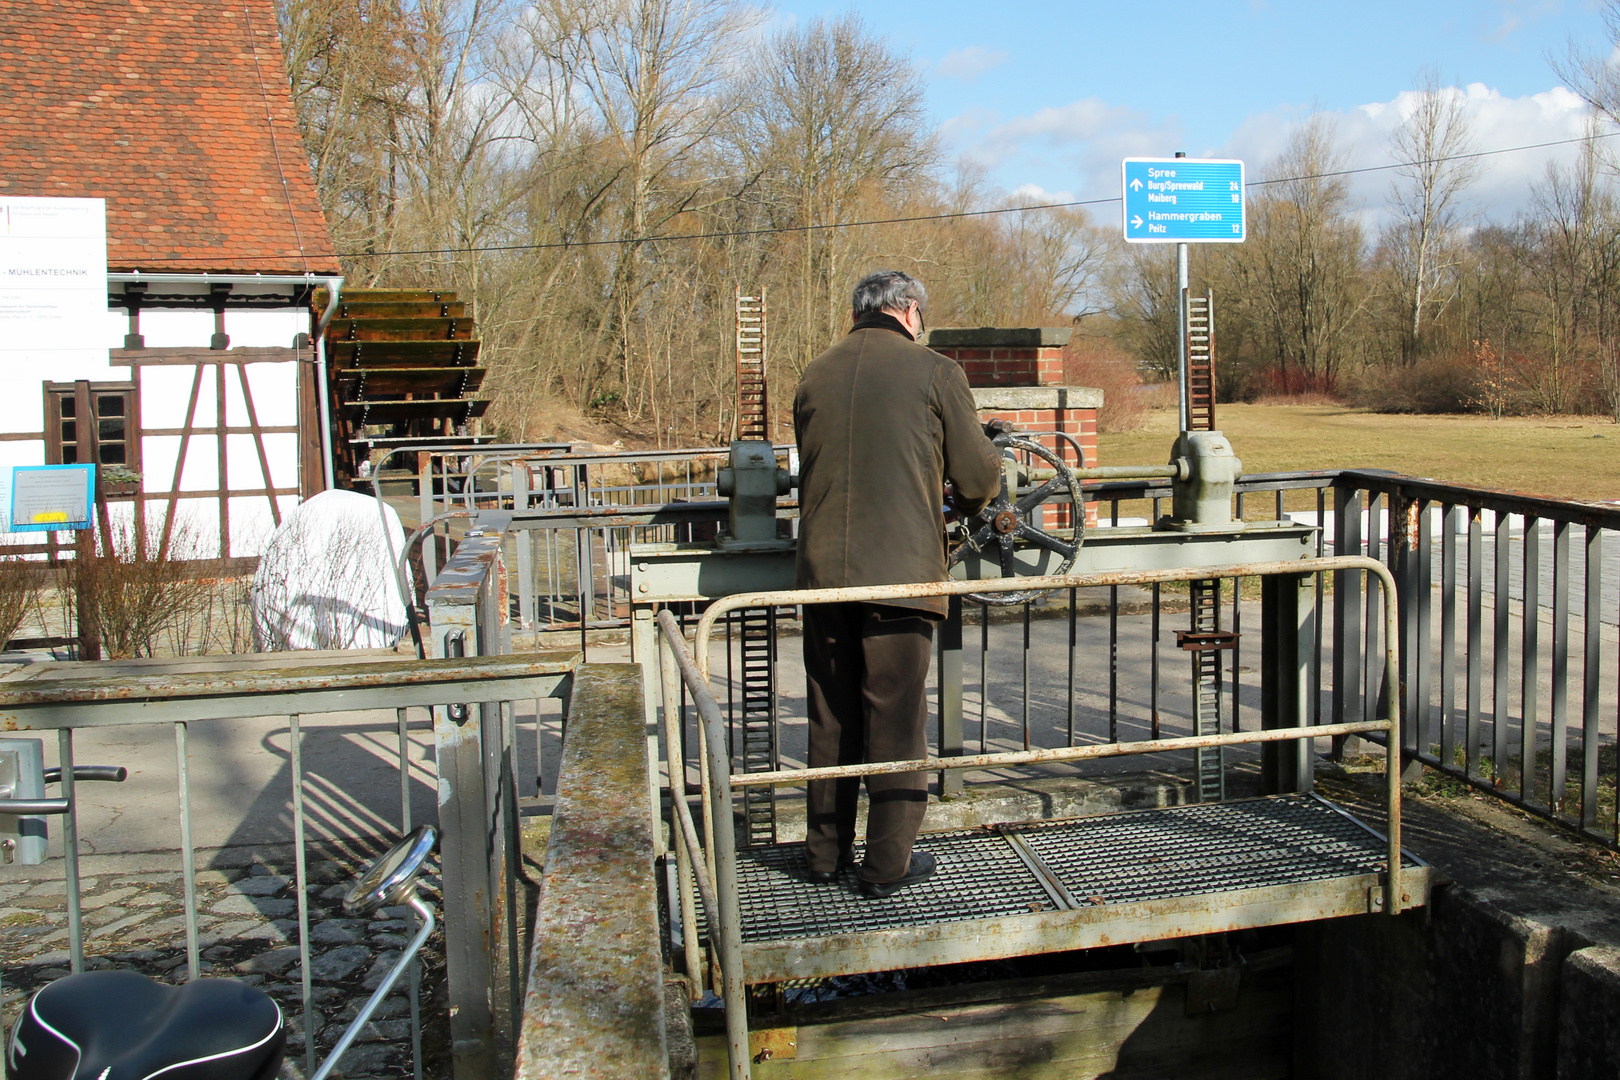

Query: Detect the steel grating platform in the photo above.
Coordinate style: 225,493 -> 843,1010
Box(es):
727,793 -> 1430,984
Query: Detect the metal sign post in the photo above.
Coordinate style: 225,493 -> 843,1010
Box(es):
1121,153 -> 1249,802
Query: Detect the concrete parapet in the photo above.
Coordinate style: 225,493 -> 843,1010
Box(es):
1295,885 -> 1579,1080
515,663 -> 671,1080
1557,945 -> 1620,1079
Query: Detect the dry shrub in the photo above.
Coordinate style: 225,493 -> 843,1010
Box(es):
1250,368 -> 1339,401
62,518 -> 214,659
0,525 -> 44,650
1251,391 -> 1342,406
251,500 -> 413,652
163,572 -> 256,656
1064,337 -> 1152,433
1345,355 -> 1481,414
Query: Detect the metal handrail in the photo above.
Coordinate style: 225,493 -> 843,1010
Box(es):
656,555 -> 1405,1080
655,608 -> 747,1080
725,721 -> 1393,788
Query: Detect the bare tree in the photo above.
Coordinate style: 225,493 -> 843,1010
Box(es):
723,14 -> 936,372
1524,128 -> 1620,416
554,0 -> 760,420
1225,114 -> 1367,392
1386,70 -> 1479,361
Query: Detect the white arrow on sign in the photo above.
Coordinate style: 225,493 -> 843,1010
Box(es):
1128,177 -> 1144,191
1131,215 -> 1143,228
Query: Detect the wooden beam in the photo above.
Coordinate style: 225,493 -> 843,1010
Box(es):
112,347 -> 301,366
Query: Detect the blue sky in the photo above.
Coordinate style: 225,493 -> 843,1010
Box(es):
766,1 -> 1616,224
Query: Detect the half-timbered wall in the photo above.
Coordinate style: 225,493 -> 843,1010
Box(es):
1,305 -> 309,558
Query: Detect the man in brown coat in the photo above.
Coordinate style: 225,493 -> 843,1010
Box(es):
793,269 -> 1003,897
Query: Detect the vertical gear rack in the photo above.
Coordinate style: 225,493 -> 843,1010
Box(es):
1185,289 -> 1215,432
1182,582 -> 1229,802
1180,286 -> 1233,801
730,606 -> 780,846
731,287 -> 777,841
735,289 -> 769,442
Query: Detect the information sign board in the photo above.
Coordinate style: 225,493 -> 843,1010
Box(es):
10,464 -> 95,532
1121,158 -> 1245,244
0,198 -> 108,351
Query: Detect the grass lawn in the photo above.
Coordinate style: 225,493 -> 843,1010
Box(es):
1098,403 -> 1620,504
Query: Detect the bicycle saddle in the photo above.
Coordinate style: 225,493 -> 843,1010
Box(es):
8,970 -> 284,1080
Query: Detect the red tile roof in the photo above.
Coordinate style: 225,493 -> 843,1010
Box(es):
0,0 -> 339,275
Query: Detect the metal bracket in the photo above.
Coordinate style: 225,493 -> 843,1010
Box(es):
0,739 -> 48,864
1175,630 -> 1240,652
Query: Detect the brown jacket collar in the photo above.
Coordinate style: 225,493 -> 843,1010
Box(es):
850,311 -> 915,341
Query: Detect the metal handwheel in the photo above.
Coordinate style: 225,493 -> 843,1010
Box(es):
947,434 -> 1085,606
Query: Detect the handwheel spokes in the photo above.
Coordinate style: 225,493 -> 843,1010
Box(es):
948,520 -> 999,564
995,535 -> 1019,578
1016,522 -> 1077,560
948,434 -> 1085,605
1014,476 -> 1066,516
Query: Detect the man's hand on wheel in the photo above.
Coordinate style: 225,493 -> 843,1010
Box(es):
983,418 -> 1016,440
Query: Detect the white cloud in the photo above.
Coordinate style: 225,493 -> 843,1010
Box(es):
937,45 -> 1008,82
943,97 -> 1182,203
942,80 -> 1603,228
1223,82 -> 1596,226
1009,183 -> 1076,205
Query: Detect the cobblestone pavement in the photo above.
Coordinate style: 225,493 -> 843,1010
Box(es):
0,848 -> 446,1080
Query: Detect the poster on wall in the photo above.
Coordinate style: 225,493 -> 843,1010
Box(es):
0,197 -> 107,352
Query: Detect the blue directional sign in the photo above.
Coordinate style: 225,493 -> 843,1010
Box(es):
1121,158 -> 1245,244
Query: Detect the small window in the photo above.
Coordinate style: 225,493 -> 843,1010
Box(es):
45,382 -> 140,476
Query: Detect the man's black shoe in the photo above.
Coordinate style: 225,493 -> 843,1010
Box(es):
858,851 -> 936,898
806,850 -> 856,884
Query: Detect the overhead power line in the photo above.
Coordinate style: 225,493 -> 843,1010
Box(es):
240,127 -> 1620,265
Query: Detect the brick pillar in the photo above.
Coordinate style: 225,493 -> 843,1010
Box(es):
926,328 -> 1100,529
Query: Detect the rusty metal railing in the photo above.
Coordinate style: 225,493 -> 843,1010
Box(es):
655,555 -> 1404,1080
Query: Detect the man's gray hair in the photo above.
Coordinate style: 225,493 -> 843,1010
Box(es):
851,270 -> 926,318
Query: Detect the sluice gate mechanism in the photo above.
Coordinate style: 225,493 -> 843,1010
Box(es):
625,432 -> 1424,1079
496,295 -> 1435,1080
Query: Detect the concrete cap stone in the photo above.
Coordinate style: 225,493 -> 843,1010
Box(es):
925,328 -> 1073,349
972,386 -> 1103,410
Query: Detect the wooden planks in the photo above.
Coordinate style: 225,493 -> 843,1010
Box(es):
335,300 -> 467,319
321,287 -> 487,481
331,366 -> 486,396
327,339 -> 481,367
325,317 -> 475,341
339,398 -> 489,421
694,953 -> 1292,1080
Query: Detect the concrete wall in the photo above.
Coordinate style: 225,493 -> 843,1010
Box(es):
1294,884 -> 1620,1080
1556,945 -> 1620,1080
